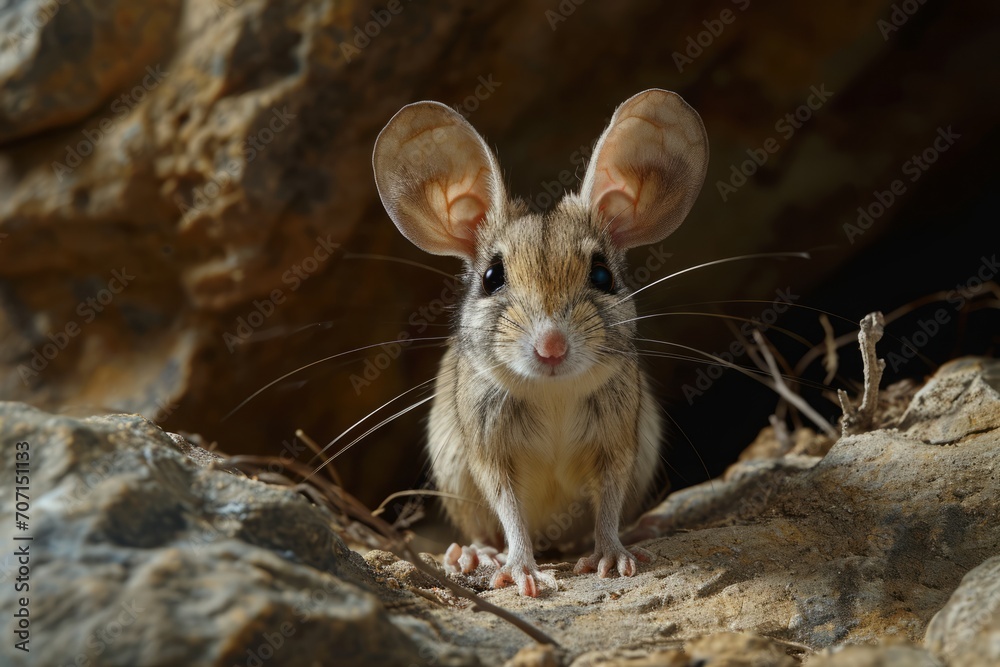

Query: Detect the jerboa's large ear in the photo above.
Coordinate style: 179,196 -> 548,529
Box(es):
372,102 -> 505,259
580,89 -> 709,249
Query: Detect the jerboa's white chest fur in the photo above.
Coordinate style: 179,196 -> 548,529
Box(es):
427,346 -> 662,549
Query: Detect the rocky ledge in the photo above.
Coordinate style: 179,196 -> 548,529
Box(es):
1,357 -> 998,666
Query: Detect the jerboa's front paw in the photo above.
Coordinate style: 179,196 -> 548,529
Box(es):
443,543 -> 506,574
490,555 -> 557,597
574,545 -> 652,578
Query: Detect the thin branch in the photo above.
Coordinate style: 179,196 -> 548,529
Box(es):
752,331 -> 838,438
372,488 -> 478,516
792,284 -> 1000,376
296,429 -> 343,488
217,451 -> 561,648
398,544 -> 560,647
837,312 -> 886,437
768,414 -> 792,452
819,314 -> 838,385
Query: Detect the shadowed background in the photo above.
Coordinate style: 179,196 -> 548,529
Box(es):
0,0 -> 996,521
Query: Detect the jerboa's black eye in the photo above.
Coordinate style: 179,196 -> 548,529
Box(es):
482,258 -> 505,295
590,255 -> 615,293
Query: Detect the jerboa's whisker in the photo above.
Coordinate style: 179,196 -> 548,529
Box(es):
636,338 -> 826,393
243,320 -> 340,342
223,336 -> 449,420
645,299 -> 856,325
616,251 -> 811,306
307,375 -> 439,465
636,349 -> 828,390
307,394 -> 437,480
654,400 -> 713,488
631,297 -> 938,374
342,251 -> 456,279
614,311 -> 813,347
309,360 -> 507,476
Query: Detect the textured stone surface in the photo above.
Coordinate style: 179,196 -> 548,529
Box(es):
0,401 -> 422,667
684,633 -> 798,667
369,359 -> 1000,664
0,0 -> 997,508
0,0 -> 182,143
563,632 -> 800,667
807,643 -> 941,666
924,555 -> 1000,667
0,358 -> 998,665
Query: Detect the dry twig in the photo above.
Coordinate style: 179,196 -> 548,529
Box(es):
218,452 -> 561,648
837,312 -> 886,437
819,314 -> 838,385
768,414 -> 793,451
794,283 -> 1000,377
751,330 -> 838,438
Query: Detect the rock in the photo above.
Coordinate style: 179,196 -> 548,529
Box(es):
567,632 -> 798,666
0,0 -> 182,144
364,548 -> 443,591
924,555 -> 1000,667
505,643 -> 562,667
568,647 -> 688,667
1,0 -> 998,510
397,359 -> 1000,663
807,643 -> 942,666
685,632 -> 798,666
2,358 -> 999,665
0,401 -> 423,666
899,357 -> 1000,444
738,425 -> 835,462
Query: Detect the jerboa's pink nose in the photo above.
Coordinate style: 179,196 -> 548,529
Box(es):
535,330 -> 567,365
